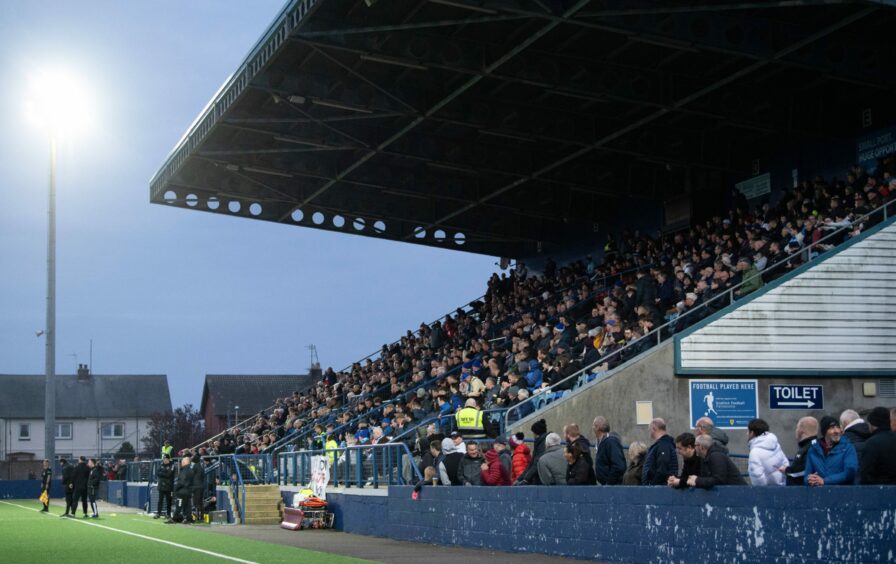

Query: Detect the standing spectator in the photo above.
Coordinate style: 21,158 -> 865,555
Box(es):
60,458 -> 75,517
805,416 -> 858,486
438,438 -> 463,486
859,407 -> 896,485
839,409 -> 871,462
785,417 -> 818,486
190,455 -> 205,522
492,436 -> 512,477
509,433 -> 531,483
592,416 -> 625,485
623,442 -> 647,485
695,417 -> 729,452
87,459 -> 103,518
516,419 -> 547,485
634,268 -> 656,309
747,419 -> 788,486
168,455 -> 194,524
667,433 -> 700,489
457,443 -> 485,486
642,418 -> 678,485
565,443 -> 596,485
155,454 -> 174,519
481,445 -> 511,486
537,433 -> 567,485
563,423 -> 593,478
687,434 -> 747,488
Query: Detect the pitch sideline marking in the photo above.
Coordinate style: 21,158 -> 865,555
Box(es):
0,501 -> 259,564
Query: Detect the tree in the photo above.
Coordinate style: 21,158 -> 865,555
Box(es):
116,441 -> 136,461
141,404 -> 206,456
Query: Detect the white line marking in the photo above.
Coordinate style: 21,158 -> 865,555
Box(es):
0,501 -> 258,564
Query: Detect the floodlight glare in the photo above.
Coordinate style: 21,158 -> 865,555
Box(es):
25,69 -> 92,135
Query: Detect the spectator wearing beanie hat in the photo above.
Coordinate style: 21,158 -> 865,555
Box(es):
859,407 -> 896,485
509,432 -> 531,482
804,416 -> 858,486
516,419 -> 548,485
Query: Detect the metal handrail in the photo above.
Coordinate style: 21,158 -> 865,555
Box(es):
278,442 -> 423,488
505,201 -> 894,428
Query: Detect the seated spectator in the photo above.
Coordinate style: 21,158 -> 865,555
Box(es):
457,443 -> 484,486
537,433 -> 567,485
623,442 -> 647,485
734,257 -> 764,298
642,418 -> 678,485
509,433 -> 531,483
687,434 -> 747,488
564,443 -> 596,485
592,416 -> 625,485
481,444 -> 511,486
747,419 -> 787,486
785,416 -> 818,486
859,407 -> 896,485
667,433 -> 700,489
805,416 -> 858,486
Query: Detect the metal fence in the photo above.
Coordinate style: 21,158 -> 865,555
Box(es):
278,443 -> 422,489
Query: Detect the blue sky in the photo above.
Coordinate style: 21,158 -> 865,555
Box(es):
0,1 -> 498,409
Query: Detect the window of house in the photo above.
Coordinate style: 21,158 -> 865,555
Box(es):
55,422 -> 73,440
18,424 -> 30,440
101,422 -> 124,439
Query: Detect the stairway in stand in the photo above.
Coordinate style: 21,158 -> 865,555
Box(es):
242,485 -> 283,525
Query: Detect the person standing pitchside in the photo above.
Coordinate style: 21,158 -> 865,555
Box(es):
40,459 -> 52,512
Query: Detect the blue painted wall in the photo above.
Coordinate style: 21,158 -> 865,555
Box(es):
126,483 -> 149,510
105,481 -> 126,506
0,480 -> 65,500
326,486 -> 896,563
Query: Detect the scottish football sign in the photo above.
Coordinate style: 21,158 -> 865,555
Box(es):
689,379 -> 758,430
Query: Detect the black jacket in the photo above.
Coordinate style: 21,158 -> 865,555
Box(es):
570,436 -> 593,474
566,457 -> 596,485
843,422 -> 871,461
88,466 -> 104,491
156,463 -> 175,493
61,464 -> 74,488
72,462 -> 90,491
786,436 -> 815,486
174,465 -> 194,497
859,429 -> 896,485
190,462 -> 205,491
642,434 -> 678,485
674,455 -> 702,489
694,446 -> 747,488
595,433 -> 626,485
518,432 -> 547,485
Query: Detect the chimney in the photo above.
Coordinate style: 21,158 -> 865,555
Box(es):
77,364 -> 90,381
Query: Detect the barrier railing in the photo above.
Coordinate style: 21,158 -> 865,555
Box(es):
505,201 -> 895,428
278,443 -> 422,488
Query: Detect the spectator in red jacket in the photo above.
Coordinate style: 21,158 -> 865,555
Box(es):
481,447 -> 511,486
509,433 -> 531,482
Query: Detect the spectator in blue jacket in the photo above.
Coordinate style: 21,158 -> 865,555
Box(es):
592,416 -> 626,485
642,418 -> 678,485
524,360 -> 543,390
805,416 -> 858,486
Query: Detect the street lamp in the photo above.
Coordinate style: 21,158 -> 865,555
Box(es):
26,69 -> 91,467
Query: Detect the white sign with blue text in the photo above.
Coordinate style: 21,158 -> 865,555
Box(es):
689,379 -> 758,430
769,385 -> 823,410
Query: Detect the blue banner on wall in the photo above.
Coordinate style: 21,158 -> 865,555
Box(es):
857,127 -> 896,173
689,379 -> 758,429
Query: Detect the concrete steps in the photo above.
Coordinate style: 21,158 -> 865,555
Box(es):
241,485 -> 281,525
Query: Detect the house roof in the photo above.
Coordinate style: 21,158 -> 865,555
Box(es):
0,374 -> 171,419
200,374 -> 312,418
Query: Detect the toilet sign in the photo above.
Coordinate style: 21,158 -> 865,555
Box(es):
769,385 -> 823,410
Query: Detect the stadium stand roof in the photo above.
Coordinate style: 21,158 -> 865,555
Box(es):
150,0 -> 896,258
200,374 -> 312,418
0,374 -> 171,419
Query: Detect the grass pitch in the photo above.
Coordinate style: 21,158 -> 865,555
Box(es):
0,500 -> 373,563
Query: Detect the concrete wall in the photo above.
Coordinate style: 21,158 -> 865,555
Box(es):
511,342 -> 890,457
325,486 -> 896,563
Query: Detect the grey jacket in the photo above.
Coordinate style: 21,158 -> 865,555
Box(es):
537,445 -> 567,485
458,454 -> 484,486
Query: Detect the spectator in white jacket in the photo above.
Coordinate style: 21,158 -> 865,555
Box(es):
747,419 -> 788,486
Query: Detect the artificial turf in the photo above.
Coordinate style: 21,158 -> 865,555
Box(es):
0,500 -> 374,564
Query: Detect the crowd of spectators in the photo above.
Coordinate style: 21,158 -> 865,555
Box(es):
191,159 -> 896,484
412,405 -> 896,490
